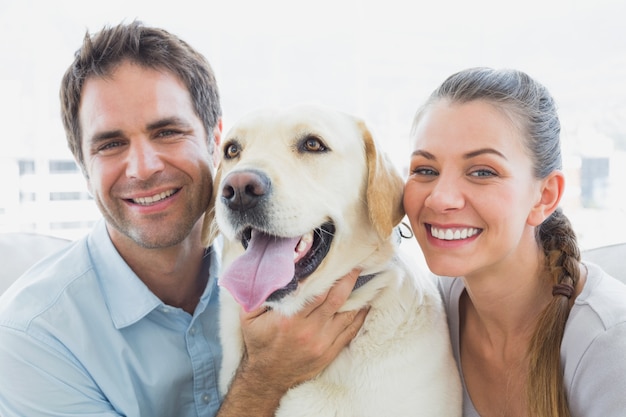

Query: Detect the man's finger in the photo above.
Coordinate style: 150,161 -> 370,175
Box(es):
313,268 -> 362,318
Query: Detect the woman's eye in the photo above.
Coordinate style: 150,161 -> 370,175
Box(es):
411,167 -> 438,176
470,168 -> 497,177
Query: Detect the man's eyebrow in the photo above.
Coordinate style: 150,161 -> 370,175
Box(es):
88,130 -> 124,146
146,117 -> 191,131
87,117 -> 193,146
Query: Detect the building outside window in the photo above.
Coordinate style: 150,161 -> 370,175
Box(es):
0,0 -> 625,249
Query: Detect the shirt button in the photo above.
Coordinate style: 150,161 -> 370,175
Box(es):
202,393 -> 210,403
189,327 -> 197,335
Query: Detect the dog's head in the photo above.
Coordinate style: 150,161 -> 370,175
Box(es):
203,104 -> 404,315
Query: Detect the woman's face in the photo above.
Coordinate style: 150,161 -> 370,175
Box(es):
403,99 -> 546,278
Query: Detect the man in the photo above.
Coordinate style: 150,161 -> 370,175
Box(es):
0,21 -> 367,417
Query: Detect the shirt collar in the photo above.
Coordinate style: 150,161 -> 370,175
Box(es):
197,236 -> 222,313
87,220 -> 159,328
86,219 -> 220,329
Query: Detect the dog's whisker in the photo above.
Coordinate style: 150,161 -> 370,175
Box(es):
316,227 -> 335,238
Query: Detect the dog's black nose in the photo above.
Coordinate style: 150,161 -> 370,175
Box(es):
221,170 -> 270,211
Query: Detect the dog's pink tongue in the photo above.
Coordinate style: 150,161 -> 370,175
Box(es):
220,231 -> 300,312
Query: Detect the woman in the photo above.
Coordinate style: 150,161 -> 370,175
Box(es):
403,67 -> 626,417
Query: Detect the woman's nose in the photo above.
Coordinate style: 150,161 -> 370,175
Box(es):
424,175 -> 465,212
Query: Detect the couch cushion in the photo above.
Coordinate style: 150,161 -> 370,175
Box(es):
0,233 -> 71,295
582,243 -> 626,284
1,233 -> 623,295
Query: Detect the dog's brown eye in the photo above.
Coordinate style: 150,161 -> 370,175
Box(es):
224,142 -> 241,159
301,136 -> 327,152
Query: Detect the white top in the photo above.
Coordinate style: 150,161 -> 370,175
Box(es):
437,262 -> 626,417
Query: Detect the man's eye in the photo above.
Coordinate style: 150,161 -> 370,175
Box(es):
98,141 -> 123,152
156,129 -> 180,138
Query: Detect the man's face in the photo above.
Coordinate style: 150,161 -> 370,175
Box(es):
79,61 -> 215,250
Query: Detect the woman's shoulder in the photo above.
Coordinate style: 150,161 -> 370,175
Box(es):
562,261 -> 626,366
562,262 -> 626,416
574,261 -> 626,328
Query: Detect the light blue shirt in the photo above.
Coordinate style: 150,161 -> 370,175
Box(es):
0,219 -> 223,417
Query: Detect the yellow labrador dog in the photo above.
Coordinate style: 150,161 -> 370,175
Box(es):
204,104 -> 461,416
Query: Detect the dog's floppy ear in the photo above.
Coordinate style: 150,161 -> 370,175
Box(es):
201,163 -> 223,247
361,121 -> 405,239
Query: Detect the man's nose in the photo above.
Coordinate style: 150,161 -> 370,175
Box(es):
125,139 -> 165,180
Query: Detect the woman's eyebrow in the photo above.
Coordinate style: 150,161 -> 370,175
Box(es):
464,148 -> 507,160
411,148 -> 507,160
410,149 -> 435,160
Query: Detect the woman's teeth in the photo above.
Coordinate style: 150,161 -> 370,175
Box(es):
430,226 -> 480,241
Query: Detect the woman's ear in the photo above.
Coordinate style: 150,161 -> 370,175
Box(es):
527,171 -> 565,226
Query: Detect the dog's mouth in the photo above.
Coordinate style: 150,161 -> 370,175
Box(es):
219,222 -> 335,312
242,222 -> 335,279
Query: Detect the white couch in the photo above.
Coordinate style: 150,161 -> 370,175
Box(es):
0,233 -> 624,295
0,233 -> 71,295
581,243 -> 625,284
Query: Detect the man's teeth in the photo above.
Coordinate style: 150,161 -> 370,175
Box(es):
294,232 -> 313,259
132,190 -> 176,205
430,226 -> 479,241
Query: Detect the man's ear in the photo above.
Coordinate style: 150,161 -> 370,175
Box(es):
212,118 -> 223,168
201,162 -> 222,247
83,162 -> 93,198
202,119 -> 223,247
85,179 -> 93,198
527,171 -> 565,226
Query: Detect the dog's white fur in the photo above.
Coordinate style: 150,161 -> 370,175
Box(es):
204,104 -> 462,416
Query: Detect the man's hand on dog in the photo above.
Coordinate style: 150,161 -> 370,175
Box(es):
217,268 -> 368,417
